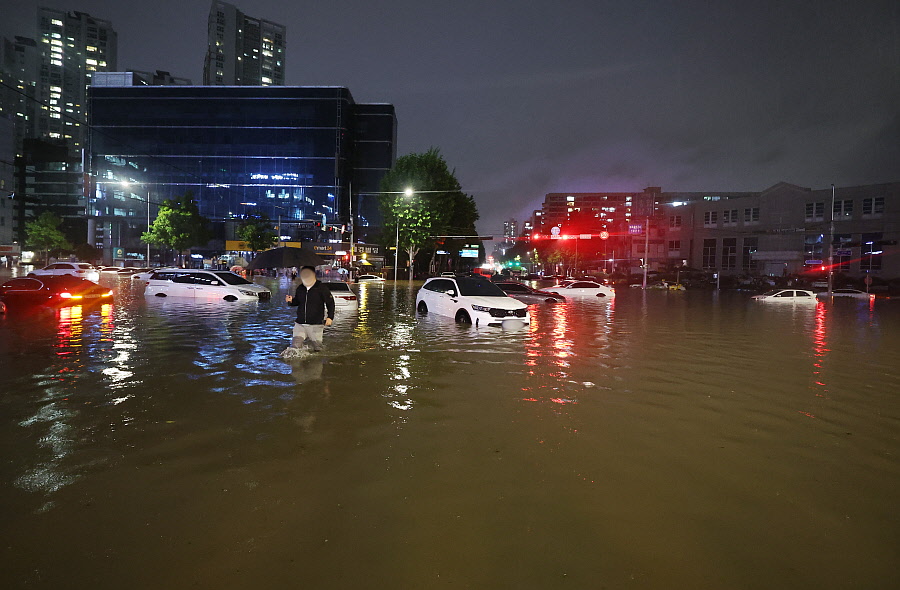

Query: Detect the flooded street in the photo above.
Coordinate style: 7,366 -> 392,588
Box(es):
1,276 -> 898,589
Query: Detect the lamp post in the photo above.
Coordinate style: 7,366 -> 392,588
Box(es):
394,187 -> 414,282
827,183 -> 835,296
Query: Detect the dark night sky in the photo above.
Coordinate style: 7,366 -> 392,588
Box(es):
3,0 -> 899,236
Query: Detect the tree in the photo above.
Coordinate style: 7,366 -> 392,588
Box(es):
378,148 -> 478,279
74,242 -> 102,264
142,194 -> 211,266
25,212 -> 71,263
236,210 -> 277,254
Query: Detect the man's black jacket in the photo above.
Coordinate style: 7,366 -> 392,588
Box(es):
289,280 -> 335,324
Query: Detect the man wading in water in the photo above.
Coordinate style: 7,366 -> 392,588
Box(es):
285,266 -> 335,354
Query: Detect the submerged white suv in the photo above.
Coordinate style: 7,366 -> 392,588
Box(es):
416,276 -> 529,327
144,269 -> 271,301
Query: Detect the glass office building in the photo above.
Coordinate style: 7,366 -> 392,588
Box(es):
86,83 -> 396,259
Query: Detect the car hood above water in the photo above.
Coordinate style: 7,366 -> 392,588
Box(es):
463,295 -> 528,310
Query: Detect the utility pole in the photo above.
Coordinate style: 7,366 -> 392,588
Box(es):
828,184 -> 835,296
642,217 -> 650,289
348,181 -> 354,279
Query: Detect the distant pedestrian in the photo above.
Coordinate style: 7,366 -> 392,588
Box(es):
284,266 -> 335,353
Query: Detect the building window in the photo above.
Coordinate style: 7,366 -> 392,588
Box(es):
702,239 -> 717,269
833,199 -> 853,219
667,240 -> 681,255
804,234 -> 825,263
669,215 -> 682,229
860,233 -> 883,271
723,209 -> 738,225
862,196 -> 884,218
703,211 -> 718,227
805,202 -> 825,222
744,207 -> 759,224
833,234 -> 852,271
742,237 -> 758,271
722,238 -> 737,269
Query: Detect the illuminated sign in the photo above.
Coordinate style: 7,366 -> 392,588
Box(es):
459,249 -> 479,258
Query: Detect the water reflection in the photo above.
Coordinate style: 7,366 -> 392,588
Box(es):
2,283 -> 899,588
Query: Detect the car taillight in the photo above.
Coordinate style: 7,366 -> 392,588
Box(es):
59,292 -> 72,298
343,296 -> 357,300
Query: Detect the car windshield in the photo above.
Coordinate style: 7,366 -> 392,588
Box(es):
456,277 -> 507,297
213,271 -> 253,285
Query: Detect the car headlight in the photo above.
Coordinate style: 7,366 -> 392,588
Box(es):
471,304 -> 491,312
238,289 -> 257,297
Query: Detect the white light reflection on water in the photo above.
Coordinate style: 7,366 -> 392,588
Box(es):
2,283 -> 899,588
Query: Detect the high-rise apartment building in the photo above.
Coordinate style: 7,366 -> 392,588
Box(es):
36,8 -> 117,153
203,1 -> 285,86
1,36 -> 40,153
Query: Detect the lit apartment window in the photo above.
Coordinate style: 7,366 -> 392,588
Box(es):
261,76 -> 272,84
51,19 -> 63,26
86,59 -> 98,65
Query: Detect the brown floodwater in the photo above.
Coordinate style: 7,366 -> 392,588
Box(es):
1,275 -> 898,589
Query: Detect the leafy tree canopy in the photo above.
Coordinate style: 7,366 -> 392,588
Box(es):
236,210 -> 277,253
141,193 -> 211,256
25,212 -> 71,260
378,148 -> 479,275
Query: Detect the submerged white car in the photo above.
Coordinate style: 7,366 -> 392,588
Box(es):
416,276 -> 529,327
816,288 -> 873,300
144,269 -> 271,301
28,262 -> 100,282
752,289 -> 818,303
543,280 -> 614,298
323,282 -> 359,311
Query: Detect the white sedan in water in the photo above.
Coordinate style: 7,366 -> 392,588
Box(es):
543,280 -> 615,298
323,282 -> 359,311
816,288 -> 873,300
416,276 -> 529,327
752,289 -> 818,303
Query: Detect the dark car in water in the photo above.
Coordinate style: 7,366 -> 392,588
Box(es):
493,281 -> 566,304
0,275 -> 113,308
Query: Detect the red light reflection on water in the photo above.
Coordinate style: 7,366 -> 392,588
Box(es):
55,305 -> 84,356
812,302 -> 829,389
98,303 -> 114,341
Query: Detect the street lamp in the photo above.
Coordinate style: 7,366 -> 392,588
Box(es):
394,187 -> 414,282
